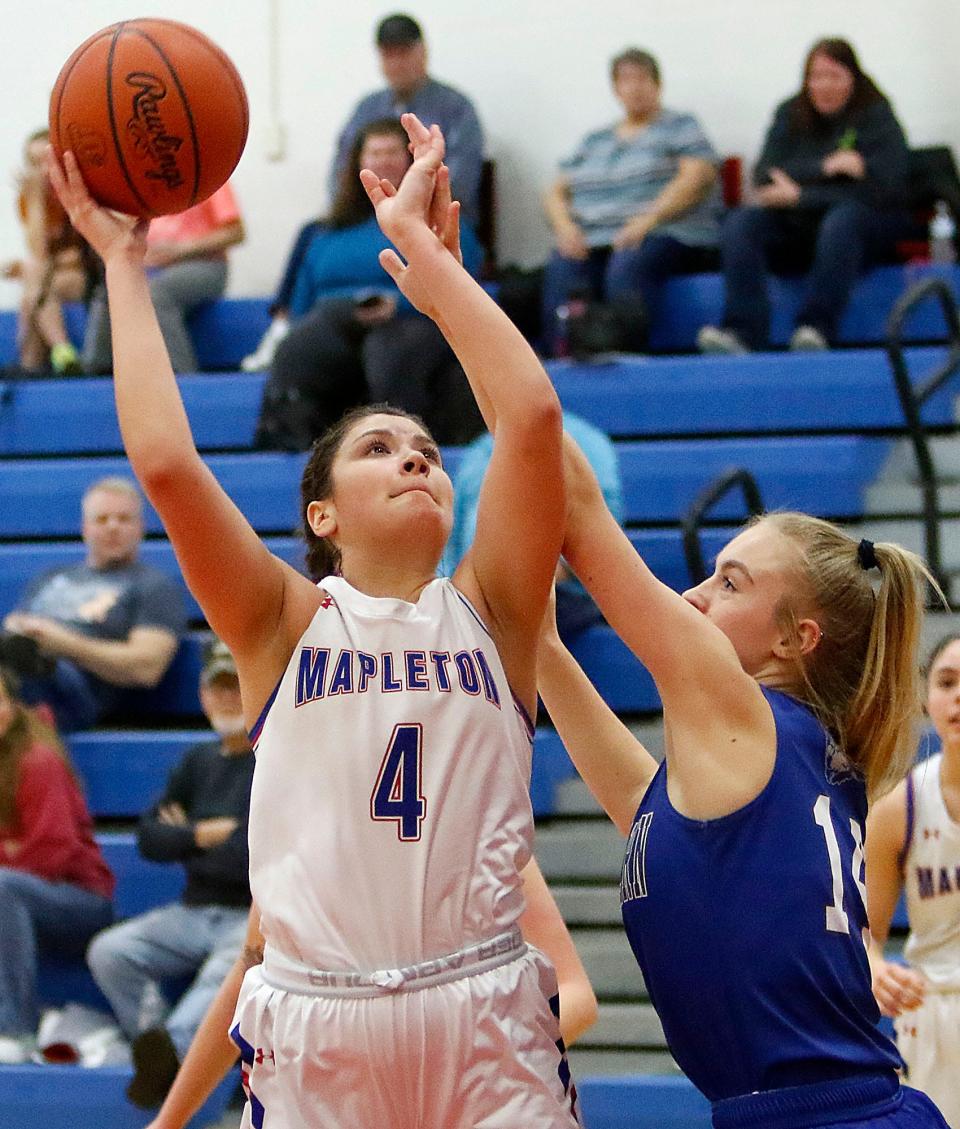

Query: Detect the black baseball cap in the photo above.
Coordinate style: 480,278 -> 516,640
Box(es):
376,14 -> 422,47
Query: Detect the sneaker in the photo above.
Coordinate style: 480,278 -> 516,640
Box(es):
126,1026 -> 180,1109
0,1033 -> 37,1065
789,325 -> 829,351
696,325 -> 750,355
50,342 -> 82,375
240,317 -> 289,371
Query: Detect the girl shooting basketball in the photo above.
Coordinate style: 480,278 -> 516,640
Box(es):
50,115 -> 578,1128
537,435 -> 949,1127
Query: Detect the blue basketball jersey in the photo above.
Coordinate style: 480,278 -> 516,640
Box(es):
620,687 -> 901,1102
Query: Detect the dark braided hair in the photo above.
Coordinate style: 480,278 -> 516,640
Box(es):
300,403 -> 433,581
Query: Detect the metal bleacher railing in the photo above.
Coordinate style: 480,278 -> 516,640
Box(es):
884,275 -> 960,598
681,467 -> 764,586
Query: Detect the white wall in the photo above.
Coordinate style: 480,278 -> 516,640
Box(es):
2,0 -> 958,308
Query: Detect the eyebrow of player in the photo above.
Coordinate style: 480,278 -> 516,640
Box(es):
352,427 -> 439,451
719,558 -> 753,584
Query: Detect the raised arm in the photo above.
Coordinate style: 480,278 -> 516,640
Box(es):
47,153 -> 319,713
361,115 -> 563,711
538,603 -> 657,835
865,784 -> 926,1017
558,435 -> 774,818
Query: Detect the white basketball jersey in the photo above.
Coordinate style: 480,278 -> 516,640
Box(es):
902,754 -> 960,989
247,576 -> 535,972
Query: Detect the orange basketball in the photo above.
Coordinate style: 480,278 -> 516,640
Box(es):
49,19 -> 248,218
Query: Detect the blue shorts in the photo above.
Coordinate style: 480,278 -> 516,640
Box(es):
711,1072 -> 949,1129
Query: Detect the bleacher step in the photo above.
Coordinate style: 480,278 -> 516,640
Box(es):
569,1048 -> 680,1079
587,1003 -> 666,1048
536,823 -> 625,881
873,433 -> 960,480
568,930 -> 646,997
552,883 -> 622,926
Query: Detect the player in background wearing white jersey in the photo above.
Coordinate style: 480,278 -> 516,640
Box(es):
50,114 -> 578,1128
867,634 -> 960,1127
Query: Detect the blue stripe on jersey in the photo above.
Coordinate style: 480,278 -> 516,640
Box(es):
454,585 -> 535,740
454,588 -> 494,640
248,671 -> 285,749
230,1022 -> 267,1129
513,695 -> 535,743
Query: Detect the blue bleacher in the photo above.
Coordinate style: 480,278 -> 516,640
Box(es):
548,346 -> 958,435
0,1063 -> 236,1129
2,264 -> 958,370
0,346 -> 954,463
0,436 -> 886,539
0,372 -> 265,455
648,263 -> 960,352
578,1075 -> 712,1129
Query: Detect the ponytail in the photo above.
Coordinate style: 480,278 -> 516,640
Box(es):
761,514 -> 936,798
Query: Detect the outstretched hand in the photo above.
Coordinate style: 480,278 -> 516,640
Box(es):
359,113 -> 463,318
46,148 -> 146,265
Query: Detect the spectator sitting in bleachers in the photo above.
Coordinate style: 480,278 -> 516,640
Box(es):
697,38 -> 915,355
446,411 -> 624,644
253,118 -> 484,451
241,12 -> 485,375
0,665 -> 114,1065
541,47 -> 719,357
1,128 -> 97,375
82,183 -> 244,374
0,476 -> 186,732
87,640 -> 253,1110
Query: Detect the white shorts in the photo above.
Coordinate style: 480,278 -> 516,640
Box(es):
895,988 -> 960,1128
230,935 -> 580,1128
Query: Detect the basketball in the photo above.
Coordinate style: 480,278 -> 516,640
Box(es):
49,19 -> 248,218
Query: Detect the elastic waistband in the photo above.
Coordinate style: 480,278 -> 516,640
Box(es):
712,1072 -> 901,1129
261,928 -> 526,998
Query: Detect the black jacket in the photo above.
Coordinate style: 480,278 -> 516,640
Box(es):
753,96 -> 910,211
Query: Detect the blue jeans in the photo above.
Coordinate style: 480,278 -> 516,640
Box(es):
86,902 -> 249,1059
0,868 -> 113,1036
541,235 -> 713,354
19,657 -> 101,733
720,201 -> 912,349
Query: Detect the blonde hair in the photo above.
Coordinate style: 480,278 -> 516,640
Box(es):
757,513 -> 935,799
82,476 -> 142,516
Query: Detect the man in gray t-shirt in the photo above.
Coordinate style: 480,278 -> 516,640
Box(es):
330,14 -> 484,221
2,477 -> 185,730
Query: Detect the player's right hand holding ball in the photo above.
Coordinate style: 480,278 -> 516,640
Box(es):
46,149 -> 147,267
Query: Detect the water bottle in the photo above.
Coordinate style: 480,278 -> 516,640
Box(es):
554,291 -> 589,358
929,200 -> 957,266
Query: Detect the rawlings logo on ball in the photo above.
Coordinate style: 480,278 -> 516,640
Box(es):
125,72 -> 185,190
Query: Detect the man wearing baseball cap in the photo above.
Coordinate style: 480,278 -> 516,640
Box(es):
330,12 -> 485,219
85,640 -> 254,1109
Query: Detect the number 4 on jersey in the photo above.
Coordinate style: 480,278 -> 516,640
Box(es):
371,724 -> 426,841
